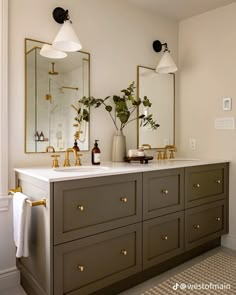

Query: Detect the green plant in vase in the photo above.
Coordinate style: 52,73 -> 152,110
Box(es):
75,82 -> 159,161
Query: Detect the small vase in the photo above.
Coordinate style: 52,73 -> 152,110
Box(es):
112,130 -> 126,162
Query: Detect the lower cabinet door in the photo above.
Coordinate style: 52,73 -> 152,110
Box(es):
54,224 -> 142,295
143,211 -> 184,269
185,200 -> 227,249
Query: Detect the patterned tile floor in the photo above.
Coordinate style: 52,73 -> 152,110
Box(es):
119,246 -> 236,294
2,247 -> 236,295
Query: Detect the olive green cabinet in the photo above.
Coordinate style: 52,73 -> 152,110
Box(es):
54,224 -> 142,295
143,211 -> 184,269
16,163 -> 229,295
54,173 -> 142,244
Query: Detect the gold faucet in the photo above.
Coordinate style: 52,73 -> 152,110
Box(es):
64,148 -> 82,167
163,145 -> 177,159
46,145 -> 55,153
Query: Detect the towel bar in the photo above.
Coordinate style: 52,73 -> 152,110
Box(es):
8,187 -> 46,207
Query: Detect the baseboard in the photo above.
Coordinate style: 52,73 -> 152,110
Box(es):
221,234 -> 236,250
0,267 -> 20,291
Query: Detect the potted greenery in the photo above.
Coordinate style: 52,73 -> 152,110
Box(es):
76,82 -> 159,161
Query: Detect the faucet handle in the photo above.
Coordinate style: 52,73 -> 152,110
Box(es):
51,154 -> 60,168
75,154 -> 83,166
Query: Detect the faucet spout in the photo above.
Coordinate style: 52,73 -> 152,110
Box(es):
63,148 -> 78,167
163,145 -> 177,159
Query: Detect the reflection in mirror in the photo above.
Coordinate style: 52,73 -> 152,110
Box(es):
137,66 -> 175,149
25,38 -> 90,153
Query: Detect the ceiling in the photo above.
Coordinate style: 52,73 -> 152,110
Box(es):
129,0 -> 236,21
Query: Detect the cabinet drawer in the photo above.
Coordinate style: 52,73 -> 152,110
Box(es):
185,164 -> 228,208
185,200 -> 227,249
143,169 -> 184,219
54,224 -> 142,295
143,211 -> 184,269
54,173 -> 142,244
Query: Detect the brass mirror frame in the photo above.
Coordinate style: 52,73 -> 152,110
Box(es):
24,38 -> 91,154
136,65 -> 175,149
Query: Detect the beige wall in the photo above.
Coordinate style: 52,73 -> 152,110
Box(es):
178,3 -> 236,248
9,0 -> 178,185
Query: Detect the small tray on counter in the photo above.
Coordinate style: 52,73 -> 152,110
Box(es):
124,156 -> 153,164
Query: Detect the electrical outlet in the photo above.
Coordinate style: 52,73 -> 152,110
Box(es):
189,138 -> 196,151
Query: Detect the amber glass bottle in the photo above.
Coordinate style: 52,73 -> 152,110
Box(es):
92,140 -> 101,165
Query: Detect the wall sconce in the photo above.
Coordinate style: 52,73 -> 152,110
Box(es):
40,44 -> 67,59
52,7 -> 82,52
153,40 -> 178,74
40,7 -> 82,59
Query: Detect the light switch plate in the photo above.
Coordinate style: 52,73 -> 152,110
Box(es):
223,97 -> 232,111
215,117 -> 235,129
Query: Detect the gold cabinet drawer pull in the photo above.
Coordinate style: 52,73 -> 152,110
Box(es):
77,205 -> 85,212
193,224 -> 200,229
161,189 -> 169,195
193,184 -> 200,188
121,250 -> 128,256
120,197 -> 128,203
161,235 -> 168,240
216,180 -> 221,184
216,217 -> 221,221
77,265 -> 85,272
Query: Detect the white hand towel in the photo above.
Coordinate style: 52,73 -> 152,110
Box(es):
13,192 -> 32,258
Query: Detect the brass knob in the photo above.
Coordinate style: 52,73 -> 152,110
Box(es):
216,217 -> 221,221
77,205 -> 85,212
194,224 -> 200,229
216,180 -> 221,184
194,184 -> 200,188
120,197 -> 128,203
51,154 -> 60,168
121,250 -> 128,256
77,265 -> 84,272
161,235 -> 168,240
161,189 -> 169,195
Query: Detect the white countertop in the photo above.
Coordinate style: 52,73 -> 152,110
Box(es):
14,159 -> 229,183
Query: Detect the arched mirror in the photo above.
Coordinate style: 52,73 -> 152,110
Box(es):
25,38 -> 90,153
137,66 -> 175,149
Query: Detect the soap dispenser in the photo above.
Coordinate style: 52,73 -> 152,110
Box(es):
92,140 -> 101,165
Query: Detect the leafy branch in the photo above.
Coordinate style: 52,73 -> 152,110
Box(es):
75,82 -> 160,131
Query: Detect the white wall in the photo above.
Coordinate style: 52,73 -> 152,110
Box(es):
9,0 -> 178,186
178,3 -> 236,249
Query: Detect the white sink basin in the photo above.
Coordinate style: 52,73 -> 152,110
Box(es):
54,166 -> 110,173
168,158 -> 200,162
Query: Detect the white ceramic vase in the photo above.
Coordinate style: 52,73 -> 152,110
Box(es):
112,130 -> 126,162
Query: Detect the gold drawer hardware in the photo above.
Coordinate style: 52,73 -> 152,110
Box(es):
194,224 -> 200,229
120,197 -> 128,203
161,235 -> 168,240
161,189 -> 169,195
77,265 -> 85,272
9,187 -> 46,207
216,217 -> 221,221
193,184 -> 200,188
216,180 -> 221,184
77,205 -> 85,212
121,250 -> 128,256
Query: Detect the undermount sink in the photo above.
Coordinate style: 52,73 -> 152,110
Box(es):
168,158 -> 200,162
53,166 -> 110,173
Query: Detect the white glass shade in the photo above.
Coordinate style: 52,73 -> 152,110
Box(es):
40,44 -> 67,59
52,21 -> 82,52
156,51 -> 178,74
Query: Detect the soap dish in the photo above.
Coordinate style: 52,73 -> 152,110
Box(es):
124,156 -> 153,164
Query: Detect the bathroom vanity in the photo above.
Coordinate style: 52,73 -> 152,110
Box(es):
14,160 -> 229,295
